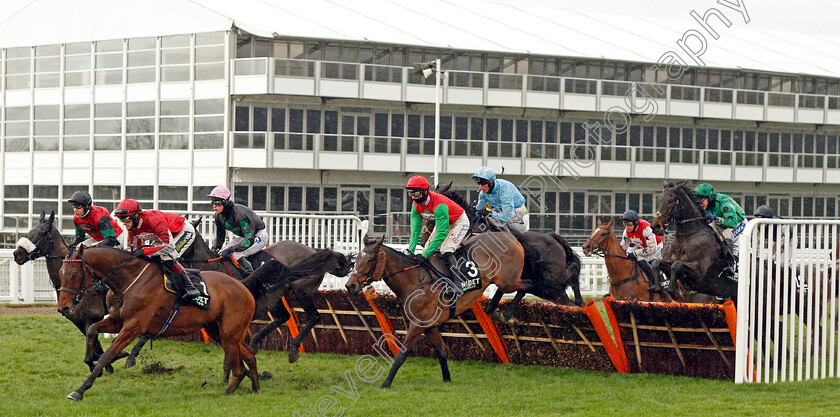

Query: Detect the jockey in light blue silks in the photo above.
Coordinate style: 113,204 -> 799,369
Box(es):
472,166 -> 528,235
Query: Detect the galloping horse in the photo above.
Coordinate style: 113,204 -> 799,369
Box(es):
179,225 -> 354,363
344,235 -> 525,388
650,181 -> 736,300
13,211 -> 119,373
58,246 -> 259,400
582,218 -> 674,302
423,186 -> 583,309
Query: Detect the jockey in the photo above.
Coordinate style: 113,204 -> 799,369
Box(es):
113,199 -> 199,301
619,210 -> 664,291
472,166 -> 528,235
405,175 -> 470,293
67,190 -> 122,249
695,183 -> 747,278
754,204 -> 792,268
207,185 -> 267,276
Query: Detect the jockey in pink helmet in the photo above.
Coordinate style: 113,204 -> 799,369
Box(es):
208,185 -> 267,276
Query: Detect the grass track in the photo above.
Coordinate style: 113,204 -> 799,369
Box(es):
3,314 -> 840,417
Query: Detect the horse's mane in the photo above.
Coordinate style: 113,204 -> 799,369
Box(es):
666,182 -> 705,215
242,249 -> 345,301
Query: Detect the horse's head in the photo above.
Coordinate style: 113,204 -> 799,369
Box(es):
582,218 -> 615,256
330,251 -> 356,278
14,211 -> 57,265
345,235 -> 386,295
57,244 -> 89,316
652,180 -> 693,236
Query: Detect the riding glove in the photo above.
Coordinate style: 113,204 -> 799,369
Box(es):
411,254 -> 426,264
705,213 -> 716,222
133,247 -> 146,258
477,208 -> 491,217
219,247 -> 234,258
626,252 -> 637,261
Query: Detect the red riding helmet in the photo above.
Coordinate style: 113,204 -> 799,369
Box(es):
405,175 -> 430,202
113,199 -> 142,227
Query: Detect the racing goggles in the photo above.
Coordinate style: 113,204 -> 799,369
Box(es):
210,199 -> 225,206
406,188 -> 425,199
474,178 -> 491,186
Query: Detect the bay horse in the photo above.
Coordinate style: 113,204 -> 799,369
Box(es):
344,234 -> 525,388
422,185 -> 583,310
581,218 -> 675,302
13,211 -> 119,373
58,246 -> 259,400
650,181 -> 736,301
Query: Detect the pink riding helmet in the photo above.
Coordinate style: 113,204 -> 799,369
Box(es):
207,185 -> 232,201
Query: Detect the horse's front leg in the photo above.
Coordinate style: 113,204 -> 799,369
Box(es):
288,291 -> 320,363
84,315 -> 123,372
484,288 -> 505,322
381,323 -> 425,389
424,327 -> 450,383
68,319 -> 142,401
502,290 -> 529,323
125,335 -> 151,368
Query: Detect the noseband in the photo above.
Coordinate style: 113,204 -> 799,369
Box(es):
58,258 -> 100,306
20,227 -> 64,262
353,250 -> 387,287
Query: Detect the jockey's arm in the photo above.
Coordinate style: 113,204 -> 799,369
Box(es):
97,215 -> 117,239
619,231 -> 630,253
491,184 -> 516,223
638,227 -> 658,258
235,218 -> 253,251
475,192 -> 488,211
212,217 -> 226,251
423,204 -> 450,258
71,225 -> 86,247
140,219 -> 172,257
407,205 -> 422,253
716,205 -> 742,229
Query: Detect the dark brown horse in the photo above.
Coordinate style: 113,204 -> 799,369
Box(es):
650,181 -> 736,301
58,246 -> 259,400
344,234 -> 525,388
13,211 -> 120,373
178,224 -> 355,363
582,218 -> 675,302
423,186 -> 583,310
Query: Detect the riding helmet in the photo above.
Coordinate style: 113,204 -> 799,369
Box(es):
754,205 -> 777,219
472,166 -> 497,184
113,199 -> 142,227
67,190 -> 92,217
621,210 -> 640,224
405,175 -> 430,202
694,183 -> 715,199
207,185 -> 233,209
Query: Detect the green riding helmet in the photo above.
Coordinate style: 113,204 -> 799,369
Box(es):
695,183 -> 715,200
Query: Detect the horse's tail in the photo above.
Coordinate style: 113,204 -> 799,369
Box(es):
242,249 -> 342,300
550,233 -> 581,285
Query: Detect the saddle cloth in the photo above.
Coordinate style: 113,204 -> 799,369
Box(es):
429,246 -> 482,294
163,270 -> 211,310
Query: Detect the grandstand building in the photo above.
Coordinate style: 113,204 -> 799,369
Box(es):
1,0 -> 840,245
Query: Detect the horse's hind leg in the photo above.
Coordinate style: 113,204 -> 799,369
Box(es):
241,343 -> 260,393
248,303 -> 290,353
502,290 -> 529,322
425,327 -> 450,383
288,291 -> 320,363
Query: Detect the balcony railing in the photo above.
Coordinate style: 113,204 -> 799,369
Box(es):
233,58 -> 840,125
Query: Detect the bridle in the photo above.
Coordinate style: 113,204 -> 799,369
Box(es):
352,247 -> 420,287
22,225 -> 66,262
654,188 -> 707,230
584,225 -> 640,288
59,251 -> 147,305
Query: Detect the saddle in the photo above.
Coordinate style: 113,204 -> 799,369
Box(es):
162,268 -> 211,310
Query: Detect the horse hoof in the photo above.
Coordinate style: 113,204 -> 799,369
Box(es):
490,311 -> 506,323
67,391 -> 83,401
105,364 -> 114,374
125,357 -> 136,368
288,350 -> 300,364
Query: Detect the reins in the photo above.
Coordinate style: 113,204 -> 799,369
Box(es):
584,227 -> 640,288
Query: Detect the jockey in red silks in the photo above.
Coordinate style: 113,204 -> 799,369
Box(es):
620,210 -> 665,291
207,185 -> 267,276
113,199 -> 199,301
67,190 -> 123,249
405,175 -> 470,295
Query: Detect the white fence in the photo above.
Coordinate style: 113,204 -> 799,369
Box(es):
1,210 -> 612,303
735,219 -> 840,383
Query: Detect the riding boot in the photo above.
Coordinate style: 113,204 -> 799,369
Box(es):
440,252 -> 463,301
237,257 -> 254,277
178,271 -> 200,301
721,238 -> 738,280
637,260 -> 661,292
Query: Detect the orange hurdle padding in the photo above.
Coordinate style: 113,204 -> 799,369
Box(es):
722,300 -> 754,381
585,300 -> 628,373
364,287 -> 400,356
470,296 -> 509,364
281,295 -> 304,353
602,295 -> 629,370
200,328 -> 210,343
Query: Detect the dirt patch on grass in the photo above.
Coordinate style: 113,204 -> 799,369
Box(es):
0,304 -> 59,316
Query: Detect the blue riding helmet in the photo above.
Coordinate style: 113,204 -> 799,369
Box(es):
472,166 -> 497,182
622,210 -> 639,223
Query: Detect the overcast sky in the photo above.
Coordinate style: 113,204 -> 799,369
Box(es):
1,0 -> 837,38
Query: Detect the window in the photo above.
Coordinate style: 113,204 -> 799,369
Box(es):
64,103 -> 90,151
95,39 -> 123,85
5,47 -> 31,89
160,100 -> 189,149
195,32 -> 225,80
94,102 -> 123,150
127,37 -> 156,84
65,42 -> 92,87
194,99 -> 224,149
5,106 -> 30,152
161,34 -> 190,82
34,44 -> 60,88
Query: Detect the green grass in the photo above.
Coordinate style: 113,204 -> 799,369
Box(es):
3,315 -> 840,416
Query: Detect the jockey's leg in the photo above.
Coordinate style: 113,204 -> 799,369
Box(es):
233,229 -> 269,277
637,259 -> 660,292
163,259 -> 199,301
